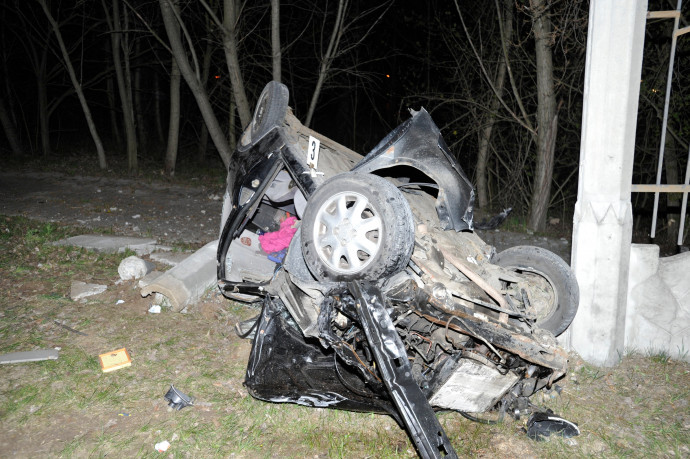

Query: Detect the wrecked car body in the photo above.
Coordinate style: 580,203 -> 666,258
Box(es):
217,82 -> 579,457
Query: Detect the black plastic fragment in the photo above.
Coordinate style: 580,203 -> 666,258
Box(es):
526,411 -> 580,441
350,281 -> 457,459
164,385 -> 194,410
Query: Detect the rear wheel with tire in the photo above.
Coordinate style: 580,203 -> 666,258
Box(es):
240,81 -> 289,148
301,172 -> 415,282
492,246 -> 579,336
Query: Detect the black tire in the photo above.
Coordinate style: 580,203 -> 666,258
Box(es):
241,81 -> 289,148
301,172 -> 415,282
492,246 -> 579,336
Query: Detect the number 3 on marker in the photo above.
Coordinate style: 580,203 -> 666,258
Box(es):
307,135 -> 320,169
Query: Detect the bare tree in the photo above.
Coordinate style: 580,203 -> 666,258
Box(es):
103,0 -> 138,173
304,0 -> 346,127
222,0 -> 252,128
37,0 -> 107,169
165,58 -> 181,175
527,0 -> 557,232
197,14 -> 215,162
475,0 -> 514,209
134,41 -> 148,150
0,95 -> 22,156
159,0 -> 232,167
304,0 -> 392,128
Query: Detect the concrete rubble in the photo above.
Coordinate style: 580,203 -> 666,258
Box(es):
140,240 -> 218,312
54,235 -> 160,255
118,256 -> 156,280
55,234 -> 218,313
70,281 -> 107,301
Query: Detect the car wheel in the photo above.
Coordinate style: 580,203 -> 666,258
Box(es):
492,246 -> 579,336
301,172 -> 415,281
240,81 -> 289,147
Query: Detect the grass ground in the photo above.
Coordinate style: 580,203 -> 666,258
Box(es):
0,216 -> 688,458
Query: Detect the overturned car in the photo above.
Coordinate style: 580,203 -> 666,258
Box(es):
217,82 -> 579,457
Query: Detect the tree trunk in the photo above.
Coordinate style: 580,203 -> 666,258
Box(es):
222,0 -> 252,129
527,0 -> 556,232
305,0 -> 347,128
228,92 -> 236,152
0,95 -> 23,156
106,0 -> 138,173
271,0 -> 281,82
165,58 -> 181,176
38,46 -> 51,156
153,74 -> 164,145
38,0 -> 107,169
476,0 -> 513,209
134,41 -> 147,151
112,0 -> 138,174
107,75 -> 122,147
159,0 -> 232,168
198,27 -> 214,163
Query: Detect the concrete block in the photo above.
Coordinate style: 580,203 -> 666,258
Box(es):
657,251 -> 690,314
150,251 -> 191,267
138,271 -> 164,289
140,240 -> 218,312
626,244 -> 690,362
118,256 -> 156,280
628,244 -> 659,287
70,281 -> 107,300
54,235 -> 159,255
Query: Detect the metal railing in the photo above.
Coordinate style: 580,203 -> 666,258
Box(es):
631,1 -> 690,247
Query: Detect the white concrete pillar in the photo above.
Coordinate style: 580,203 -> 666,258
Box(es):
569,0 -> 648,366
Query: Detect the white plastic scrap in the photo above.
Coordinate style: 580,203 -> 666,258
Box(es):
148,305 -> 162,314
154,440 -> 170,452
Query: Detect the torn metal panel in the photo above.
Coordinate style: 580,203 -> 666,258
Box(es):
0,349 -> 59,364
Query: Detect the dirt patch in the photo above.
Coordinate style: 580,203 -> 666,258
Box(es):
0,171 -> 225,245
0,171 -> 574,261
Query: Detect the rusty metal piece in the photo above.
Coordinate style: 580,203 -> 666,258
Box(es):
422,296 -> 567,374
440,247 -> 510,311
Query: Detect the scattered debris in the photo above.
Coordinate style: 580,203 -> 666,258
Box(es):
118,255 -> 155,280
154,440 -> 170,452
53,320 -> 88,336
148,305 -> 162,314
115,299 -> 125,305
164,385 -> 194,410
473,207 -> 513,230
0,349 -> 59,364
99,348 -> 132,373
153,293 -> 171,308
526,411 -> 580,441
70,281 -> 107,301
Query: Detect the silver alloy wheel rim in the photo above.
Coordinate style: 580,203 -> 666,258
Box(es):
312,191 -> 383,274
